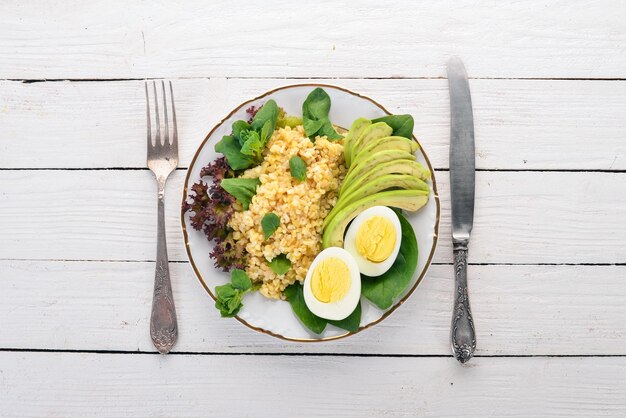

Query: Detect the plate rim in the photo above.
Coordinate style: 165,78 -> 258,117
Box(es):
180,82 -> 441,342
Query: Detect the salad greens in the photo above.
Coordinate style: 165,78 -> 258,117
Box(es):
268,254 -> 291,275
302,88 -> 343,141
220,178 -> 261,210
261,212 -> 280,239
216,100 -> 280,170
371,115 -> 414,139
284,283 -> 328,334
284,282 -> 362,334
214,135 -> 254,170
361,210 -> 418,309
214,269 -> 260,317
289,156 -> 307,182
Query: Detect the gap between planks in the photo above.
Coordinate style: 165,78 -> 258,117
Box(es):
1,258 -> 625,266
1,167 -> 626,173
1,347 -> 626,358
6,77 -> 626,83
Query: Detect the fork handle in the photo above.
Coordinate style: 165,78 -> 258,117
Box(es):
150,182 -> 178,353
451,241 -> 476,363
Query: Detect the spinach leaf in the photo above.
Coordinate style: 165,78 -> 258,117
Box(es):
214,135 -> 255,170
328,301 -> 362,332
268,254 -> 291,275
289,156 -> 307,181
361,210 -> 418,309
302,88 -> 343,141
372,115 -> 414,139
220,177 -> 261,210
260,119 -> 273,145
251,99 -> 279,132
232,120 -> 251,146
261,212 -> 280,239
231,269 -> 252,291
239,130 -> 264,161
284,283 -> 327,334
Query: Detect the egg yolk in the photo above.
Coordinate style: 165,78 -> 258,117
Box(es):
355,216 -> 397,262
310,257 -> 351,303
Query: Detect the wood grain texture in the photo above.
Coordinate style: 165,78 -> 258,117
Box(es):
2,352 -> 626,417
1,260 -> 625,355
0,170 -> 624,264
1,78 -> 625,170
0,0 -> 625,79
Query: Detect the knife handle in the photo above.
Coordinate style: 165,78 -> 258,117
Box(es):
451,241 -> 476,363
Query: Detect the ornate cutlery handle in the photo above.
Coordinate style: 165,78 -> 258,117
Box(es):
451,241 -> 476,363
150,184 -> 178,353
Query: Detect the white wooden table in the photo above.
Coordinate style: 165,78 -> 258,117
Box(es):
1,1 -> 626,416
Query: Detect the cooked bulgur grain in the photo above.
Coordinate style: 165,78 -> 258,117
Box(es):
228,125 -> 346,299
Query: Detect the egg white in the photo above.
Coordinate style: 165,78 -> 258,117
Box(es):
343,206 -> 402,277
303,247 -> 361,321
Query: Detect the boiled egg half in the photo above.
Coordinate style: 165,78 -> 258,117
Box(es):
303,247 -> 361,320
344,206 -> 402,277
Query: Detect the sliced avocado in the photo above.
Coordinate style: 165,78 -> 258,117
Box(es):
322,190 -> 429,248
352,136 -> 419,164
343,118 -> 371,166
323,174 -> 430,228
340,150 -> 416,194
341,160 -> 431,198
346,122 -> 393,167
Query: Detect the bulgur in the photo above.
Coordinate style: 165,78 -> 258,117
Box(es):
228,125 -> 346,299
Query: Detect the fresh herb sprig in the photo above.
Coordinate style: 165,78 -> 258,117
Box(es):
214,269 -> 260,317
215,100 -> 280,170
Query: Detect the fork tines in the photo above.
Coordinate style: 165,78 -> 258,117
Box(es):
145,80 -> 178,158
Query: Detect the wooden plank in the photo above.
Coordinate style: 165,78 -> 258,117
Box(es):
0,170 -> 624,264
1,78 -> 625,170
0,1 -> 624,79
1,260 -> 625,355
1,352 -> 625,416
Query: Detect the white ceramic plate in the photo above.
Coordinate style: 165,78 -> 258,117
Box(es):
181,84 -> 440,342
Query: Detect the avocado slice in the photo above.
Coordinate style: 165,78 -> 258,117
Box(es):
346,122 -> 393,167
343,118 -> 371,167
323,174 -> 430,228
340,150 -> 416,194
322,189 -> 429,248
352,136 -> 419,164
341,160 -> 431,198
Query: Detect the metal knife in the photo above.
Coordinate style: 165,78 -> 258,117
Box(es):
447,57 -> 477,363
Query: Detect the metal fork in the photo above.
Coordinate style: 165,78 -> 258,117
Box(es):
146,80 -> 178,354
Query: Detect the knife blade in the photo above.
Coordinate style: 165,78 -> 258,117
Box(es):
447,56 -> 477,363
